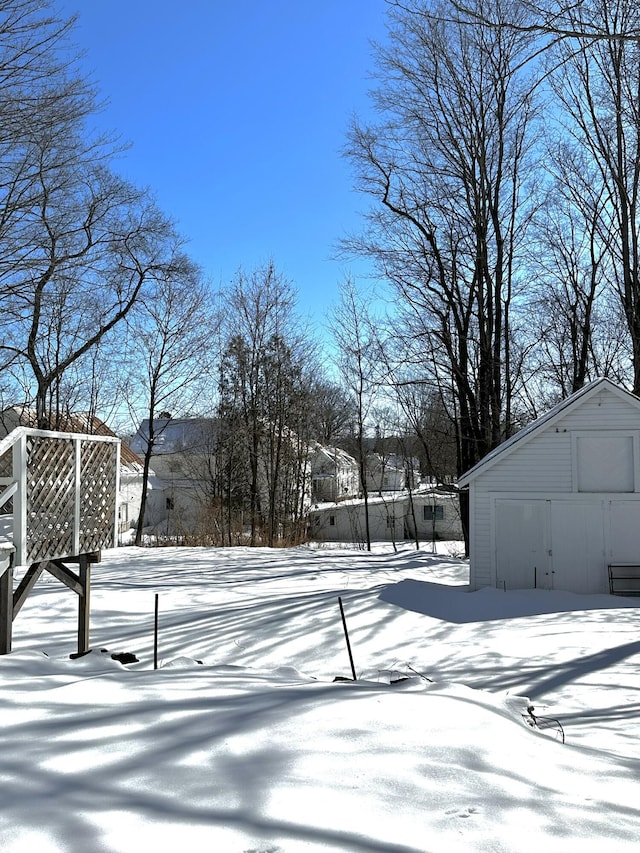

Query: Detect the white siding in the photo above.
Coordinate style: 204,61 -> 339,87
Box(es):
467,384 -> 640,591
469,430 -> 572,588
310,493 -> 465,544
469,482 -> 492,588
477,432 -> 573,493
556,392 -> 640,431
409,495 -> 464,541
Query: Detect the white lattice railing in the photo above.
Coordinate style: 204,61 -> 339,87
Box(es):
0,427 -> 120,567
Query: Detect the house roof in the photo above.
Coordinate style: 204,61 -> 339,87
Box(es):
309,442 -> 358,470
130,417 -> 215,456
66,413 -> 143,469
0,406 -> 143,469
457,377 -> 640,487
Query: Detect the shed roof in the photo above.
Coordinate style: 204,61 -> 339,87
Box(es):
457,378 -> 640,487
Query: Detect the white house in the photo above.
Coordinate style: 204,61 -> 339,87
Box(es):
309,493 -> 407,543
365,453 -> 406,493
129,417 -> 217,535
129,417 -> 215,477
130,416 -> 313,539
310,443 -> 359,502
458,378 -> 640,594
113,443 -> 146,537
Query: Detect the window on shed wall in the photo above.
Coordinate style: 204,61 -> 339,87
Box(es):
575,435 -> 634,492
424,504 -> 444,521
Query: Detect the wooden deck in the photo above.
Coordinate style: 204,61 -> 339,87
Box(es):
0,427 -> 120,654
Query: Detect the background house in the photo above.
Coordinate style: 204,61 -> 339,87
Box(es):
309,494 -> 406,544
309,443 -> 359,503
364,453 -> 406,493
130,416 -> 312,541
129,417 -> 215,478
458,378 -> 640,594
129,417 -> 217,536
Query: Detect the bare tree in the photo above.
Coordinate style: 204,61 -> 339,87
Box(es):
1,170 -> 188,427
393,382 -> 459,484
306,378 -> 357,444
543,0 -> 640,392
446,0 -> 640,42
344,0 -> 539,545
331,278 -> 382,552
0,1 -> 189,426
124,263 -> 212,546
524,151 -> 622,396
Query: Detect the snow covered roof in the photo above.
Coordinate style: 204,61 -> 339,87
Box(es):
309,442 -> 358,470
130,417 -> 215,456
458,377 -> 640,487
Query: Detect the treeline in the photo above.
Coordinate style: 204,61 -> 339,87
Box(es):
3,1 -> 640,548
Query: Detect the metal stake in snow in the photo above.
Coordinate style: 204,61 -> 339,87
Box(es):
338,596 -> 357,681
154,593 -> 159,670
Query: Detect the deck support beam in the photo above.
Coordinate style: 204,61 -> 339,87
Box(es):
77,557 -> 90,655
0,553 -> 97,656
0,562 -> 13,655
13,564 -> 45,616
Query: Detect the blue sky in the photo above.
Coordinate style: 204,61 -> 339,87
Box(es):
59,1 -> 389,331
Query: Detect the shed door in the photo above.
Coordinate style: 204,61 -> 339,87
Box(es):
609,500 -> 640,564
495,500 -> 549,590
549,501 -> 605,594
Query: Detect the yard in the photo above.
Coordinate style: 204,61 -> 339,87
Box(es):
1,542 -> 639,851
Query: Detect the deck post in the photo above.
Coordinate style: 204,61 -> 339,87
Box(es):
77,555 -> 91,655
12,434 -> 27,567
0,564 -> 13,654
72,438 -> 81,557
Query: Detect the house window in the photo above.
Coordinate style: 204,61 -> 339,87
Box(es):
574,433 -> 635,492
329,515 -> 336,526
166,497 -> 175,511
424,504 -> 444,521
119,503 -> 128,522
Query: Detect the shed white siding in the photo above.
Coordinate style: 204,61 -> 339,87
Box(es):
460,380 -> 640,594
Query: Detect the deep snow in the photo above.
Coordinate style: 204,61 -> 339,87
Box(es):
1,542 -> 639,852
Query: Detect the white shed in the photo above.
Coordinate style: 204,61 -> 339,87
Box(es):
458,378 -> 640,594
309,494 -> 406,544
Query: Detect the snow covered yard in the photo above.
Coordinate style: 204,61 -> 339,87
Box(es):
1,543 -> 640,852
